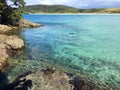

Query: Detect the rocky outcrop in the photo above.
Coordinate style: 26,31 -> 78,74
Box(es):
18,19 -> 42,28
0,35 -> 24,50
0,48 -> 9,71
0,19 -> 41,71
0,24 -> 17,33
3,67 -> 103,90
5,36 -> 24,50
3,68 -> 73,90
0,19 -> 42,33
0,34 -> 24,71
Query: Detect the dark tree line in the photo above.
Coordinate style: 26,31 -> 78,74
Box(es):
0,0 -> 25,25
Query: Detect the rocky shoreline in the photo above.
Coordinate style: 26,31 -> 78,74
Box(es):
3,67 -> 101,90
0,20 -> 119,90
0,19 -> 42,71
0,35 -> 24,71
0,20 -> 101,90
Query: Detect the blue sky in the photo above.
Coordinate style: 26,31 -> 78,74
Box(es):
25,0 -> 120,8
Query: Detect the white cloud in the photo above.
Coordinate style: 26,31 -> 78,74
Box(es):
24,0 -> 120,8
25,0 -> 70,5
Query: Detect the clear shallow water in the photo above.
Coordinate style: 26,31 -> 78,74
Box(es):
12,14 -> 120,87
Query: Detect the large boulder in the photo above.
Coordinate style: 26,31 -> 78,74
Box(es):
5,36 -> 24,50
18,19 -> 42,28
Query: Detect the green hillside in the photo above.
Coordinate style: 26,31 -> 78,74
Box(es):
25,5 -> 120,13
25,5 -> 80,13
80,8 -> 120,13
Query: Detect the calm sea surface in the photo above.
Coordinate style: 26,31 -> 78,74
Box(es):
7,14 -> 120,88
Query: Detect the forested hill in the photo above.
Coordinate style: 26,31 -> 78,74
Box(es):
25,5 -> 80,13
25,5 -> 120,13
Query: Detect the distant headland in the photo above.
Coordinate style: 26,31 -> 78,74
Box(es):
25,5 -> 120,14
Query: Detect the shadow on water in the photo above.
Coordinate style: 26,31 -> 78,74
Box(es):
36,22 -> 64,25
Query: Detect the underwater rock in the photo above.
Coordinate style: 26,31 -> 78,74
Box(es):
43,67 -> 56,75
69,64 -> 80,70
69,77 -> 101,90
17,19 -> 42,28
69,32 -> 74,35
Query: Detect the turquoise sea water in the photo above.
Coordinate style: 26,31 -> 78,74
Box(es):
7,14 -> 120,88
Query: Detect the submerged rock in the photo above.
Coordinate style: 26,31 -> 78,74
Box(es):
43,67 -> 56,75
69,77 -> 100,90
18,19 -> 42,28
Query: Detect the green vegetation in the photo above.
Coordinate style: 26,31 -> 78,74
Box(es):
0,1 -> 120,24
80,8 -> 120,13
25,5 -> 120,14
0,0 -> 25,25
25,5 -> 80,13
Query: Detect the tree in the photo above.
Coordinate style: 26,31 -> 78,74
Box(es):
10,0 -> 25,7
0,0 -> 25,25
